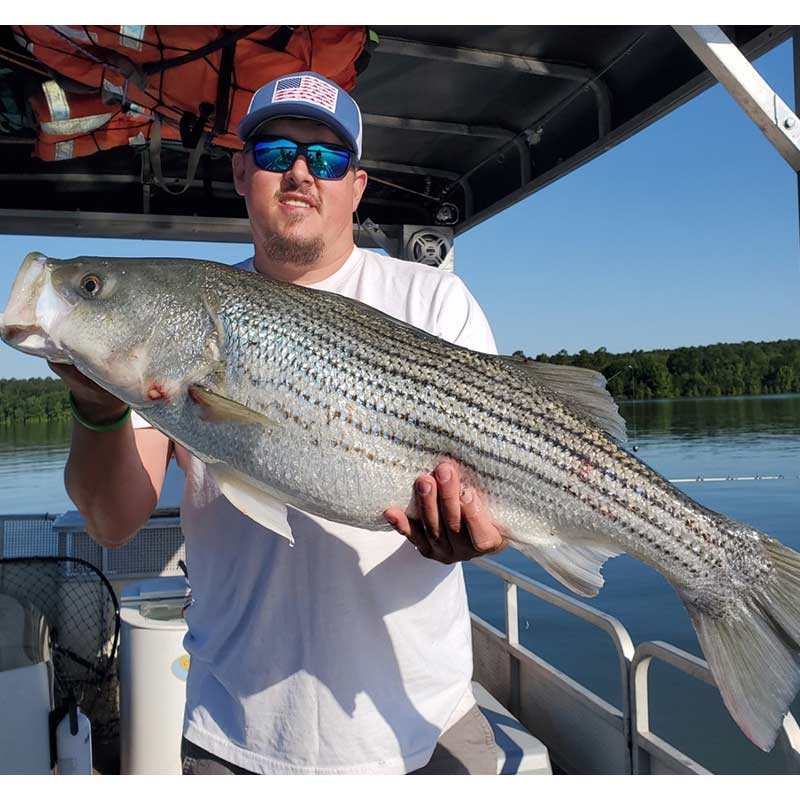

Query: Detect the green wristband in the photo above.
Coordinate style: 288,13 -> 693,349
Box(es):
69,391 -> 131,432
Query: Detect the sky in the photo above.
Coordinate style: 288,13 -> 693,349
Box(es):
0,34 -> 798,379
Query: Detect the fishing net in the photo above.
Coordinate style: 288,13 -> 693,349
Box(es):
0,557 -> 120,767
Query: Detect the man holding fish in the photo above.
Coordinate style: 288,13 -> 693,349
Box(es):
48,72 -> 505,774
7,68 -> 800,772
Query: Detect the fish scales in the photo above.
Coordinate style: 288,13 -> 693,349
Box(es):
3,253 -> 799,751
205,269 -> 770,602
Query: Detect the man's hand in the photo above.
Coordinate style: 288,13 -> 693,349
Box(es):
49,362 -> 129,425
384,462 -> 507,564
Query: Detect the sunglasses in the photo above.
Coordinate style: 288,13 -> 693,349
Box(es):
245,135 -> 356,180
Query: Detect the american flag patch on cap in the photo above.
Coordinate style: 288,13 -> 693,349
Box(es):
272,75 -> 338,113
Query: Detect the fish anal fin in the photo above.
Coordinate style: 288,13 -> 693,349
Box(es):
207,462 -> 294,544
514,535 -> 622,598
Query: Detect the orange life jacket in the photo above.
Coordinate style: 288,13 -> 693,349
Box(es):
13,25 -> 371,161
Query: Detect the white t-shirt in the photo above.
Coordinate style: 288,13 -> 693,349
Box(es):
133,246 -> 498,773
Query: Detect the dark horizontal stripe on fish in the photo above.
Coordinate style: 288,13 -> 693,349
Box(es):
284,294 -> 636,453
244,313 -> 626,467
223,302 -> 721,552
268,372 -> 706,568
261,348 -> 708,556
222,280 -> 626,475
250,327 -> 681,523
252,299 -> 607,447
266,360 -> 607,493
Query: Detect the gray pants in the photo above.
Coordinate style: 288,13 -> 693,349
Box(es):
181,704 -> 497,775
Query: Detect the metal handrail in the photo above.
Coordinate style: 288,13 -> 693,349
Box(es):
477,555 -> 635,678
630,641 -> 712,774
476,556 -> 636,771
631,640 -> 800,774
472,558 -> 800,774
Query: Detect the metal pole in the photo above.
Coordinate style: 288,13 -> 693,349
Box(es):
673,26 -> 800,171
794,28 -> 800,244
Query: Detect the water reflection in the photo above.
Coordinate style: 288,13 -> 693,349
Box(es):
0,419 -> 71,450
621,393 -> 800,440
0,420 -> 72,515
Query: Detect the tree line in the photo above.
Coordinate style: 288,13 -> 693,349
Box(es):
2,338 -> 799,420
0,378 -> 72,423
530,339 -> 800,400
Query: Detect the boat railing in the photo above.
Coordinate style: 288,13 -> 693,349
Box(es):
631,640 -> 800,775
0,510 -> 186,583
0,513 -> 60,559
471,557 -> 634,773
470,556 -> 800,775
3,512 -> 799,774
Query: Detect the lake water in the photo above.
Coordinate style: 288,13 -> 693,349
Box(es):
1,394 -> 799,773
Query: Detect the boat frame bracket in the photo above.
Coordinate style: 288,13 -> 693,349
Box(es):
357,218 -> 401,258
673,25 -> 800,172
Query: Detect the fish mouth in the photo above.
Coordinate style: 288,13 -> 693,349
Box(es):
0,322 -> 42,345
0,320 -> 71,363
1,252 -> 75,363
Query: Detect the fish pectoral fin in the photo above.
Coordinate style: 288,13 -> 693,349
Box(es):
515,536 -> 623,598
189,384 -> 280,427
207,463 -> 294,544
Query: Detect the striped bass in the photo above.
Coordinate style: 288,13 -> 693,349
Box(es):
2,251 -> 800,752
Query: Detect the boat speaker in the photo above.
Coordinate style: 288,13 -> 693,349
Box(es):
403,226 -> 454,270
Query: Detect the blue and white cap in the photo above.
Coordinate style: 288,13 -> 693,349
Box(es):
238,71 -> 363,159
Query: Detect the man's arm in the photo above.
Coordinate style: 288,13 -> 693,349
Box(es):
51,363 -> 171,547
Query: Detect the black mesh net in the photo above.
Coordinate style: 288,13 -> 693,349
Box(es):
0,557 -> 120,764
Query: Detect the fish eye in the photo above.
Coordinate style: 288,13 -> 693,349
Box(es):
80,274 -> 102,297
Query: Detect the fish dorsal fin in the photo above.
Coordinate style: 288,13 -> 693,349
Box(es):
515,536 -> 623,598
207,462 -> 294,544
499,355 -> 627,443
189,384 -> 280,428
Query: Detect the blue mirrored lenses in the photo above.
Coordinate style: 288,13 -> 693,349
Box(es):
250,137 -> 353,180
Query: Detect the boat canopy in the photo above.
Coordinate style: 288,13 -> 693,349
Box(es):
0,25 -> 793,248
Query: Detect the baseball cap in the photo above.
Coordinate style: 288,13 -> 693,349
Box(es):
238,71 -> 363,159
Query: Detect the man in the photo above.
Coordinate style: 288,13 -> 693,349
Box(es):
52,71 -> 506,774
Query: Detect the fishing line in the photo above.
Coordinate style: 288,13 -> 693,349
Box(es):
670,474 -> 799,483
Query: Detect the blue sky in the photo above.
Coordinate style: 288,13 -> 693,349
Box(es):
1,37 -> 797,379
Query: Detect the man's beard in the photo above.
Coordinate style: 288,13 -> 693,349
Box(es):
260,226 -> 324,267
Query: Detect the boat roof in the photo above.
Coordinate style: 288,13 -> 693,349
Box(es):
0,25 -> 791,245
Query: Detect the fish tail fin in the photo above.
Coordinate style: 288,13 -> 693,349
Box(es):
683,538 -> 800,751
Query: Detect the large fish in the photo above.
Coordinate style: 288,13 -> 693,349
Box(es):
2,252 -> 800,751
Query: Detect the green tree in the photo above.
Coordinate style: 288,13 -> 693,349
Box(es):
519,339 -> 800,401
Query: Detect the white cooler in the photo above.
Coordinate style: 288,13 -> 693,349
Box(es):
119,576 -> 191,775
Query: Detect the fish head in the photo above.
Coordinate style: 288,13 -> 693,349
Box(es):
1,253 -> 222,407
1,252 -> 70,362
